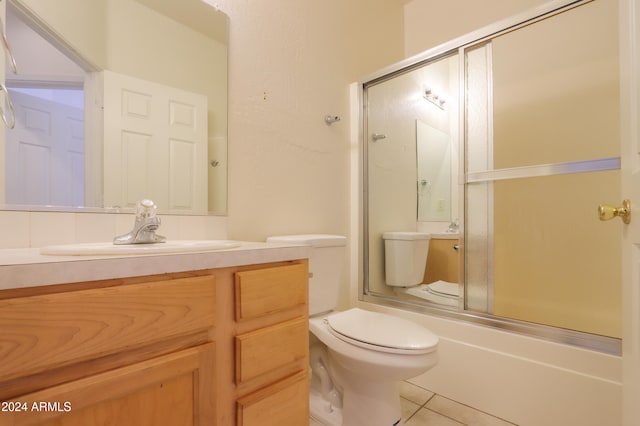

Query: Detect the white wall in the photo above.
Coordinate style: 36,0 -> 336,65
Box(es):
215,0 -> 406,307
217,0 -> 405,244
0,210 -> 227,249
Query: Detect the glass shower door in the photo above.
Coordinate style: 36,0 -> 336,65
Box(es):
464,0 -> 622,338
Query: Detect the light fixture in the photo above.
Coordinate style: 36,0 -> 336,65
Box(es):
423,88 -> 446,110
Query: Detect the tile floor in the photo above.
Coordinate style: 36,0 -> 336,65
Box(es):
310,381 -> 517,426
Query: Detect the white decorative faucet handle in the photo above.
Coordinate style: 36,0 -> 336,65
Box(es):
139,198 -> 154,208
136,199 -> 157,219
113,199 -> 165,245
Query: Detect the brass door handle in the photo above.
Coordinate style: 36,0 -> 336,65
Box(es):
598,199 -> 631,224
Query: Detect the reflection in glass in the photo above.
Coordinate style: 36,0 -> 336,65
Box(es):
5,87 -> 85,207
365,52 -> 459,300
416,120 -> 451,222
2,0 -> 228,214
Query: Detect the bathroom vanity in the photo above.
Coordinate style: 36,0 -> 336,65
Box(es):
0,242 -> 311,425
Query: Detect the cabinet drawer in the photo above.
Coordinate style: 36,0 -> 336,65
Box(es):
234,263 -> 307,321
237,371 -> 309,426
235,317 -> 307,384
0,275 -> 216,383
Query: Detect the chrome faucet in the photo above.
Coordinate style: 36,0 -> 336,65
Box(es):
113,199 -> 166,245
446,218 -> 459,233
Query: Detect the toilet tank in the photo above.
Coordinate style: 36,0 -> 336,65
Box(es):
383,232 -> 430,287
266,234 -> 346,315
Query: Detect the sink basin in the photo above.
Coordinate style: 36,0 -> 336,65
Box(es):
40,240 -> 242,256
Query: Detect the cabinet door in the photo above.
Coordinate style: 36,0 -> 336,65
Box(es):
3,343 -> 214,426
0,275 -> 215,387
236,371 -> 308,426
424,239 -> 460,283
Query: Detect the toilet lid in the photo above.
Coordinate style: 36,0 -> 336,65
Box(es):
327,308 -> 438,354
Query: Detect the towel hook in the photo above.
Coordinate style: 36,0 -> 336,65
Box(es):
324,115 -> 341,125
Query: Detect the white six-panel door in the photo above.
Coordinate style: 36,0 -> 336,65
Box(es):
5,90 -> 84,206
102,70 -> 208,212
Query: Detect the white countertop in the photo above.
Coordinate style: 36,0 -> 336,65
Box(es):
0,241 -> 311,291
429,233 -> 460,240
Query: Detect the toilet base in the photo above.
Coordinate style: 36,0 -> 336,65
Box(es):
310,384 -> 401,426
310,387 -> 342,426
341,379 -> 402,426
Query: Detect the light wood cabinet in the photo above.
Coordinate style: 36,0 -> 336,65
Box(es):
0,259 -> 309,426
233,264 -> 309,426
235,317 -> 308,384
3,344 -> 214,426
423,238 -> 460,284
236,371 -> 309,426
234,264 -> 307,321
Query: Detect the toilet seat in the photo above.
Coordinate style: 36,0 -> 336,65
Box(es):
426,280 -> 460,298
327,308 -> 438,355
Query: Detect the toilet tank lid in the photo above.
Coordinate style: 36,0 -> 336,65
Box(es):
382,232 -> 431,241
267,234 -> 347,247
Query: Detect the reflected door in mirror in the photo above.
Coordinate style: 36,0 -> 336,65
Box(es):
103,71 -> 208,212
5,89 -> 84,206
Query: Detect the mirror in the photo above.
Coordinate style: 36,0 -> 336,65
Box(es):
416,120 -> 451,222
363,0 -> 621,349
365,51 -> 460,300
1,0 -> 228,214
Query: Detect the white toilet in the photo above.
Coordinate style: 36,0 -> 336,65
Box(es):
383,231 -> 460,306
266,234 -> 439,426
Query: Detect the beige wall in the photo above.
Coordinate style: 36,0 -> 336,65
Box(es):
17,0 -> 108,67
20,0 -> 226,99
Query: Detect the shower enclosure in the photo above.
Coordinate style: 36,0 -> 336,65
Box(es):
360,0 -> 621,354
